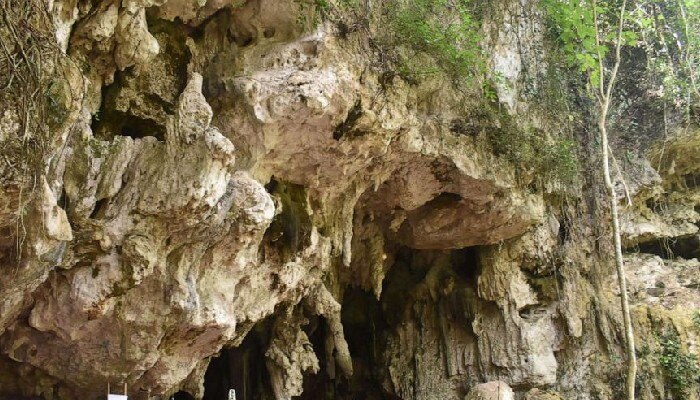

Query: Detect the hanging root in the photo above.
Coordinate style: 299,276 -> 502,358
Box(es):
0,0 -> 62,267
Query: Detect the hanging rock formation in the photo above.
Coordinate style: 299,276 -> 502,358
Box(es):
0,0 -> 698,399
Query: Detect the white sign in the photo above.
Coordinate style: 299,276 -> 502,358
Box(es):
108,395 -> 128,400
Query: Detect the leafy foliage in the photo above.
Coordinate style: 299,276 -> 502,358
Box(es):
633,0 -> 700,120
485,110 -> 579,183
544,0 -> 699,118
311,0 -> 486,85
384,0 -> 485,83
542,0 -> 639,89
658,330 -> 700,398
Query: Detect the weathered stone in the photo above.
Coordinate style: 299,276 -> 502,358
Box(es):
1,0 -> 699,399
523,388 -> 565,400
465,381 -> 515,400
265,307 -> 319,400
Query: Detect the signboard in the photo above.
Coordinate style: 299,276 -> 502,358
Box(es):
107,395 -> 128,400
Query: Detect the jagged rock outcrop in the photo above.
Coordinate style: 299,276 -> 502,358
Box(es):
0,0 -> 698,399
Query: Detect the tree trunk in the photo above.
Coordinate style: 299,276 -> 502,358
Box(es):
598,110 -> 637,400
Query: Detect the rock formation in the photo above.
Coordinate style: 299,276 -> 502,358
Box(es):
0,0 -> 698,399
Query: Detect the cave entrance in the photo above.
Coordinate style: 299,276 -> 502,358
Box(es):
202,322 -> 272,400
635,234 -> 700,260
295,287 -> 393,400
336,246 -> 481,399
172,391 -> 195,400
300,247 -> 481,399
297,315 -> 334,399
202,247 -> 481,399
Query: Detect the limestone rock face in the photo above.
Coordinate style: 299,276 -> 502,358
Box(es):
1,72 -> 275,398
0,0 -> 698,399
523,389 -> 565,400
465,381 -> 514,400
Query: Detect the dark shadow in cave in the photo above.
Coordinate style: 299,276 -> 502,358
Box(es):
358,246 -> 482,398
260,178 -> 312,263
298,289 -> 398,400
451,247 -> 481,285
302,247 -> 481,399
172,391 -> 195,400
634,234 -> 700,260
202,321 -> 272,400
202,247 -> 482,400
92,107 -> 167,142
298,315 -> 334,399
118,113 -> 166,141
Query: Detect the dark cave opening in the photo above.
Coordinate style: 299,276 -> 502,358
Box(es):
297,316 -> 335,399
338,288 -> 392,400
118,113 -> 167,141
297,287 -> 398,400
451,247 -> 481,284
380,247 -> 480,326
201,247 -> 482,400
89,198 -> 109,219
202,323 -> 272,400
92,108 -> 167,142
374,246 -> 482,398
634,233 -> 700,260
90,68 -> 169,142
260,178 -> 312,263
309,246 -> 481,400
172,391 -> 195,400
333,100 -> 363,140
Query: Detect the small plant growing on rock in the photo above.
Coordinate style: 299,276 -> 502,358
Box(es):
383,0 -> 485,84
311,0 -> 486,85
658,329 -> 700,398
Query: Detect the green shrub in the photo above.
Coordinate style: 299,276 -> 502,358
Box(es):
541,0 -> 639,89
384,0 -> 484,83
311,0 -> 486,85
632,0 -> 700,119
658,330 -> 699,398
484,109 -> 579,184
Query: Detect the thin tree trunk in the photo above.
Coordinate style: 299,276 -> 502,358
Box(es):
599,108 -> 637,400
592,0 -> 636,396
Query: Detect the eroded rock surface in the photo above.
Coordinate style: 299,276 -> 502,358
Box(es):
0,0 -> 698,399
